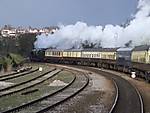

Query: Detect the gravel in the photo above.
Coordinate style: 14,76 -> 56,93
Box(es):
0,81 -> 14,87
48,80 -> 68,86
46,65 -> 115,113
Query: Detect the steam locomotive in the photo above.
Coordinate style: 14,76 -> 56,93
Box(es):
31,45 -> 150,82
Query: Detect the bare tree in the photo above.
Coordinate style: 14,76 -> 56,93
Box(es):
125,40 -> 132,47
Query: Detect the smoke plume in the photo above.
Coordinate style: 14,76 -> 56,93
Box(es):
34,0 -> 150,49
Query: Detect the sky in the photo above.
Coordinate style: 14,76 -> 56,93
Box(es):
34,0 -> 150,49
0,0 -> 138,27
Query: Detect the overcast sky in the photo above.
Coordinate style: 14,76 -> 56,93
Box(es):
0,0 -> 138,27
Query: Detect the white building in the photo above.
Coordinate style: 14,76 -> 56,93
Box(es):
1,29 -> 17,37
29,29 -> 38,34
17,29 -> 26,34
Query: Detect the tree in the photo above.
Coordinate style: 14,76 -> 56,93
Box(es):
18,33 -> 36,57
0,38 -> 19,56
125,40 -> 132,47
1,57 -> 12,72
95,40 -> 102,48
81,40 -> 98,49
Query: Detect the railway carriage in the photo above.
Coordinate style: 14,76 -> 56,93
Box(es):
81,47 -> 116,58
45,49 -> 63,57
99,48 -> 117,69
81,49 -> 101,58
117,47 -> 133,66
31,45 -> 150,82
45,49 -> 63,63
131,45 -> 150,81
63,49 -> 82,58
62,49 -> 82,64
131,45 -> 150,64
80,49 -> 101,66
116,47 -> 133,72
101,48 -> 117,60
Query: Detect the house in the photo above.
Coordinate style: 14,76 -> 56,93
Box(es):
1,29 -> 17,37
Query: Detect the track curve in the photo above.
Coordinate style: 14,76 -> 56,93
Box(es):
1,70 -> 76,113
110,73 -> 143,113
71,66 -> 143,113
0,68 -> 38,81
1,70 -> 89,113
0,67 -> 32,79
0,68 -> 59,98
36,72 -> 89,113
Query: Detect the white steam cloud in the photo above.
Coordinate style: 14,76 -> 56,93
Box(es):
34,0 -> 150,49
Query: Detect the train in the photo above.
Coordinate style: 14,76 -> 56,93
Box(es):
30,45 -> 150,82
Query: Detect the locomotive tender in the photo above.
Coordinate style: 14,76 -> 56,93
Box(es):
31,45 -> 150,82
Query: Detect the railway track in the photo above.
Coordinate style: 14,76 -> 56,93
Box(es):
0,67 -> 33,79
0,68 -> 55,92
0,68 -> 38,81
0,69 -> 63,112
36,72 -> 89,113
0,72 -> 20,78
108,71 -> 144,113
1,70 -> 89,113
76,66 -> 143,113
1,64 -> 143,113
0,68 -> 60,97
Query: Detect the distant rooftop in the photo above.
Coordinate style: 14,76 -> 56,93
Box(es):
133,45 -> 150,51
117,47 -> 133,51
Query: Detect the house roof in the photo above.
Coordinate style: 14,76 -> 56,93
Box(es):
117,47 -> 133,52
82,48 -> 117,52
64,49 -> 83,52
45,48 -> 118,52
45,49 -> 63,52
133,45 -> 150,51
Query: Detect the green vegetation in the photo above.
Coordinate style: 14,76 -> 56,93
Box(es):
81,40 -> 102,49
0,53 -> 24,72
0,34 -> 36,71
2,57 -> 12,72
0,33 -> 36,72
18,33 -> 36,56
51,70 -> 75,83
7,53 -> 24,66
0,33 -> 36,57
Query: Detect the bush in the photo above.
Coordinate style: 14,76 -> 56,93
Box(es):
2,57 -> 12,72
0,58 -> 3,71
0,53 -> 24,72
8,53 -> 24,66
